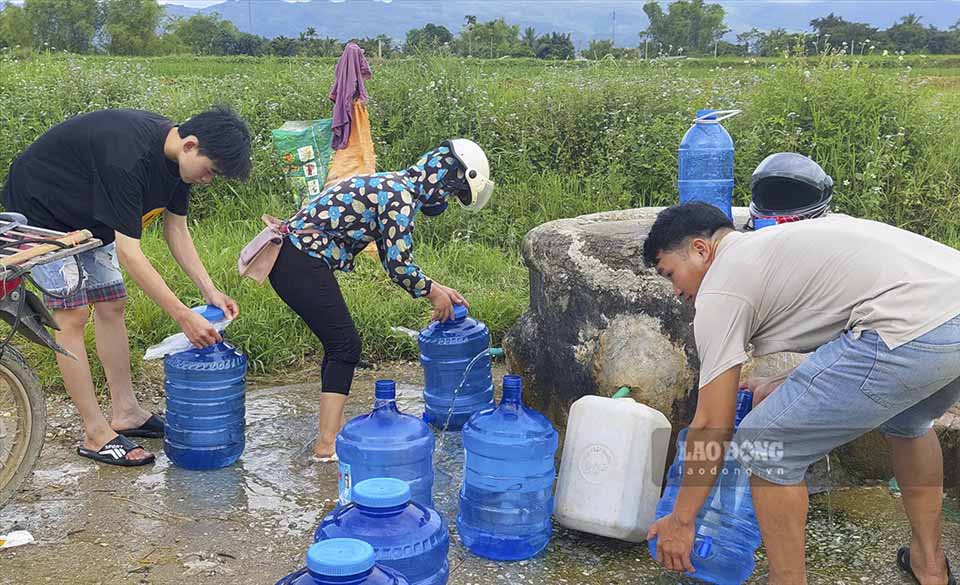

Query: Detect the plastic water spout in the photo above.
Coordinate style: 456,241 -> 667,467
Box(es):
390,326 -> 420,340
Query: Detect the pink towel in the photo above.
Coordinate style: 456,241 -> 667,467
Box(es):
329,42 -> 372,150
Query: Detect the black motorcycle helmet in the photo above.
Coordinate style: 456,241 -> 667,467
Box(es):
748,152 -> 833,229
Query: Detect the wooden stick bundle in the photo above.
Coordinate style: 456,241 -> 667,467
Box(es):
0,229 -> 94,267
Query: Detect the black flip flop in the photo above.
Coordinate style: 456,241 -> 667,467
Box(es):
77,435 -> 156,467
115,413 -> 165,439
898,547 -> 957,585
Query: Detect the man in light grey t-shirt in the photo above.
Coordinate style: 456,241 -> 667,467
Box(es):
643,202 -> 959,585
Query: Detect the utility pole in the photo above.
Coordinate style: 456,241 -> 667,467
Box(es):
248,0 -> 253,34
612,10 -> 616,46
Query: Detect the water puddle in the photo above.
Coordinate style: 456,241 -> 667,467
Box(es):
4,369 -> 959,584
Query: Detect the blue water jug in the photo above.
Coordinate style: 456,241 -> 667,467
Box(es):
276,538 -> 410,585
164,305 -> 246,470
337,380 -> 435,507
678,109 -> 739,220
315,478 -> 449,585
419,304 -> 494,431
457,375 -> 558,561
649,388 -> 761,585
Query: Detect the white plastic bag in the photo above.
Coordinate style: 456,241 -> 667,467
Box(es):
143,318 -> 233,361
0,530 -> 35,549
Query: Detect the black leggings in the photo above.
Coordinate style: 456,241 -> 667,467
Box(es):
269,239 -> 360,395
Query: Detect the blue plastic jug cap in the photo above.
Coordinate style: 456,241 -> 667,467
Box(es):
192,304 -> 225,323
352,478 -> 411,508
696,109 -> 718,121
452,304 -> 468,321
374,380 -> 396,400
306,539 -> 375,576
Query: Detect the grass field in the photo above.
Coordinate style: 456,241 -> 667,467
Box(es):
1,50 -> 958,387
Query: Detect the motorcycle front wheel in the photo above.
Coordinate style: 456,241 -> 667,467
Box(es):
0,347 -> 45,509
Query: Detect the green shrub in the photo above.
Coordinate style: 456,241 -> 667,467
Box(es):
2,52 -> 957,388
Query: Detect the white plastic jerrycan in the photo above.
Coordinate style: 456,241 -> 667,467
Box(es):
554,388 -> 672,542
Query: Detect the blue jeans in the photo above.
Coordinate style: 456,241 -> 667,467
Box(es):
30,242 -> 126,310
734,314 -> 960,485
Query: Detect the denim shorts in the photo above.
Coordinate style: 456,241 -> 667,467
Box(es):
30,242 -> 127,310
733,314 -> 960,485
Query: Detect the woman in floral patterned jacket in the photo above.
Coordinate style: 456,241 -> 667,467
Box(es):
270,139 -> 494,461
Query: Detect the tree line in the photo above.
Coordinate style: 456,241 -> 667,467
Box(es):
641,1 -> 960,57
1,0 -> 958,59
0,0 -> 577,58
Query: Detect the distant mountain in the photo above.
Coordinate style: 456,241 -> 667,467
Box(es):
162,3 -> 198,20
156,1 -> 960,49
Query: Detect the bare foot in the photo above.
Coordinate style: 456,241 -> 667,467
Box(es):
109,407 -> 154,434
313,437 -> 336,460
910,546 -> 950,585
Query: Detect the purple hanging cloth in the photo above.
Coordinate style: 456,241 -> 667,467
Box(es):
329,42 -> 372,150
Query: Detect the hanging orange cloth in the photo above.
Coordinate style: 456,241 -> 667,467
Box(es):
324,100 -> 376,189
325,99 -> 379,258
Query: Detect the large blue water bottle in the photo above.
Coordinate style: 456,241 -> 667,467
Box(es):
337,380 -> 434,507
678,109 -> 739,220
163,305 -> 246,470
419,305 -> 494,431
276,539 -> 410,585
457,374 -> 558,561
649,388 -> 761,585
315,478 -> 449,585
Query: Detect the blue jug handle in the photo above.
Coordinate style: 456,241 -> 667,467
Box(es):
328,502 -> 354,524
694,535 -> 714,558
695,109 -> 742,124
192,340 -> 234,357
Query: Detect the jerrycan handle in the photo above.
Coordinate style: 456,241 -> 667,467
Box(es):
695,109 -> 742,124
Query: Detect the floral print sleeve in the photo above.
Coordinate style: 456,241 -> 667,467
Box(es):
286,144 -> 462,300
375,184 -> 432,298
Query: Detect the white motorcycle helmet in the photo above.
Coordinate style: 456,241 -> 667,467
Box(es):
443,138 -> 494,211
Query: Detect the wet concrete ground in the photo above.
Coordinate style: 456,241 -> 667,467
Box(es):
1,362 -> 958,584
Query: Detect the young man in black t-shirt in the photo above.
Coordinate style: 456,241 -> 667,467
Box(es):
1,107 -> 251,466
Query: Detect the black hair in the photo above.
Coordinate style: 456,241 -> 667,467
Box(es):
642,202 -> 735,267
178,105 -> 252,180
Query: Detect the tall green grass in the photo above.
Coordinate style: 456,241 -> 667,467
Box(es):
1,51 -> 958,387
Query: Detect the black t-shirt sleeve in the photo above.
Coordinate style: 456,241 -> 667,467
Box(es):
166,183 -> 190,216
92,164 -> 145,239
